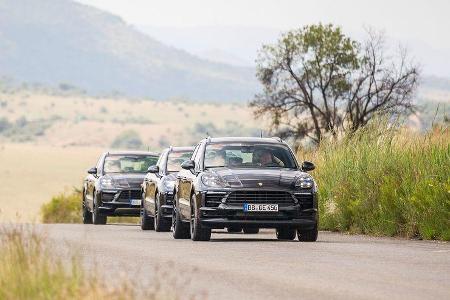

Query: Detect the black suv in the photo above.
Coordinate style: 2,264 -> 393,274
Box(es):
82,151 -> 159,224
141,146 -> 194,231
172,137 -> 318,241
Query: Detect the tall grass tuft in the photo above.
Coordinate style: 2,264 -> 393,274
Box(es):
0,225 -> 135,300
301,120 -> 450,240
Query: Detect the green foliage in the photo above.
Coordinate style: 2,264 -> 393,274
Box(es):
252,23 -> 418,143
305,121 -> 450,240
111,130 -> 143,150
41,189 -> 81,223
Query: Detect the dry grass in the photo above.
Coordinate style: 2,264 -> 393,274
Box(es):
0,224 -> 136,300
0,91 -> 259,148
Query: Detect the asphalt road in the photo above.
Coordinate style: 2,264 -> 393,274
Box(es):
41,224 -> 450,300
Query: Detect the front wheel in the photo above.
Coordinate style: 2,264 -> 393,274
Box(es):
141,196 -> 155,230
297,225 -> 318,242
190,194 -> 211,241
154,193 -> 171,232
172,195 -> 190,239
92,193 -> 107,225
82,193 -> 92,224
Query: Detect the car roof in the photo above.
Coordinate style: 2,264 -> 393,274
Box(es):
205,137 -> 284,144
104,150 -> 160,156
169,146 -> 195,152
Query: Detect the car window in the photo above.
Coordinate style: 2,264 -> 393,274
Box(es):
166,150 -> 194,172
204,143 -> 297,169
103,155 -> 159,173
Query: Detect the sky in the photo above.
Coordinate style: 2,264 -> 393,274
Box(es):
77,0 -> 450,76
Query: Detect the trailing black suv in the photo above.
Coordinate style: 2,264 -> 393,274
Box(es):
82,151 -> 159,224
141,146 -> 194,231
172,137 -> 318,241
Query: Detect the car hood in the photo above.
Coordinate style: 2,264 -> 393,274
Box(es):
210,168 -> 306,189
104,173 -> 146,188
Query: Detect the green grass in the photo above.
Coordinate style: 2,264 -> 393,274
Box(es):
40,189 -> 82,223
302,121 -> 450,240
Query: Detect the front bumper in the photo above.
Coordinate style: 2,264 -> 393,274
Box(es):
198,190 -> 317,229
97,189 -> 142,216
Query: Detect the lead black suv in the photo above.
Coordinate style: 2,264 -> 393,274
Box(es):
172,137 -> 318,241
141,146 -> 194,231
82,151 -> 159,224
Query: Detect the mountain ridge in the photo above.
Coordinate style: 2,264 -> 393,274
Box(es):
0,0 -> 259,102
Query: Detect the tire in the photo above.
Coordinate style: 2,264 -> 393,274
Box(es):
227,226 -> 242,233
154,192 -> 171,232
298,225 -> 318,242
92,192 -> 107,225
276,228 -> 296,240
82,192 -> 92,224
243,227 -> 259,234
190,194 -> 211,241
141,193 -> 155,230
172,194 -> 190,239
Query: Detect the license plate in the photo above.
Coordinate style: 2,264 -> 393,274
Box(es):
243,203 -> 278,212
131,199 -> 141,206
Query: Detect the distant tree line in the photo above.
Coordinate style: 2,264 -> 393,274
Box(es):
250,24 -> 419,144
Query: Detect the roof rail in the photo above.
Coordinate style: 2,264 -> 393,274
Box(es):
271,136 -> 282,142
206,136 -> 211,143
169,146 -> 173,152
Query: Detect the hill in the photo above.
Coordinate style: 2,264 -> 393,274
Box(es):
0,0 -> 258,102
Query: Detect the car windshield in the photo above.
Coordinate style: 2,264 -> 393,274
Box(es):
167,150 -> 194,172
103,155 -> 158,173
204,143 -> 297,169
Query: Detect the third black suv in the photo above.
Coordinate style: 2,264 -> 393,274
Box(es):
172,137 -> 318,241
141,146 -> 194,231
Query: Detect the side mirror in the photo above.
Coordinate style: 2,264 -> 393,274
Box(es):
301,161 -> 315,172
181,160 -> 195,170
87,167 -> 97,174
147,165 -> 159,173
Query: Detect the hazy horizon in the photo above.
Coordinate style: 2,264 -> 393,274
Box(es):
77,0 -> 450,76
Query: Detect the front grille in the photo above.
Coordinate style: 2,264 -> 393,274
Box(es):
295,193 -> 314,209
165,193 -> 174,205
101,192 -> 115,202
117,190 -> 141,202
226,191 -> 294,205
205,193 -> 226,207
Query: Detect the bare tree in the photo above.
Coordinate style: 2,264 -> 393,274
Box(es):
345,29 -> 419,131
250,24 -> 419,144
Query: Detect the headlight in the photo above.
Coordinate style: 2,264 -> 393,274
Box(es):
201,173 -> 228,188
100,177 -> 115,188
295,175 -> 314,189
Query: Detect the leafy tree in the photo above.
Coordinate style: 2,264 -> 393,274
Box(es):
250,24 -> 418,144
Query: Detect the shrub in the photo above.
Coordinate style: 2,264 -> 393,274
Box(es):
301,120 -> 450,240
41,189 -> 81,223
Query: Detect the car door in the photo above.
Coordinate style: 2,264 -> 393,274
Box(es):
179,142 -> 204,220
144,150 -> 166,214
86,154 -> 104,210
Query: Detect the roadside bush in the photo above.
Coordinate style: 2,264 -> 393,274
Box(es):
111,129 -> 143,150
41,189 -> 81,223
302,120 -> 450,240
